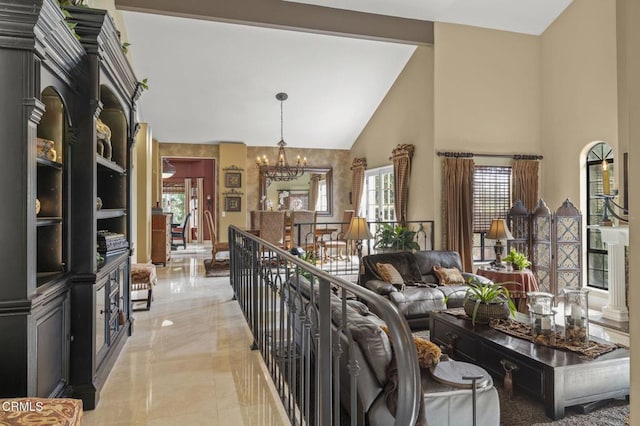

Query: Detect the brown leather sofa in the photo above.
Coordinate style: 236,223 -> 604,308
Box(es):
360,250 -> 490,329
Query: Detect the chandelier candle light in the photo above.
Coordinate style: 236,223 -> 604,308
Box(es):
256,92 -> 307,182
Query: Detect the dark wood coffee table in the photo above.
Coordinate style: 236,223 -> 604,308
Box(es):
429,310 -> 629,420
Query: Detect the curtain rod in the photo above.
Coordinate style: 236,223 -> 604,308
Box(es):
437,151 -> 543,160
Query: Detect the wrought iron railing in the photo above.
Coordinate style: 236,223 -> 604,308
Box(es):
289,219 -> 434,278
228,225 -> 421,426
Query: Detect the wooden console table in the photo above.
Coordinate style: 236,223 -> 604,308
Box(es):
429,310 -> 629,420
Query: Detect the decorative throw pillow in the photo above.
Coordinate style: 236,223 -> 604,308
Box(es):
432,264 -> 465,285
376,263 -> 405,290
380,325 -> 442,369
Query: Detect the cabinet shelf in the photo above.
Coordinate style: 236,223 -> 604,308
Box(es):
36,271 -> 66,287
96,155 -> 125,175
36,217 -> 63,227
37,157 -> 63,170
96,209 -> 126,219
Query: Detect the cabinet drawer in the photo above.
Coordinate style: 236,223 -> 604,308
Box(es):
480,344 -> 545,398
431,319 -> 479,363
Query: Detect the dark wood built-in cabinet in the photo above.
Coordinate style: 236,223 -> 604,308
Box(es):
0,0 -> 141,409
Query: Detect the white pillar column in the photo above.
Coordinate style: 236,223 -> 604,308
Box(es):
596,226 -> 630,322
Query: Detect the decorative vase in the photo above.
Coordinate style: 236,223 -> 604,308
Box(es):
96,197 -> 103,210
35,198 -> 41,215
463,298 -> 510,324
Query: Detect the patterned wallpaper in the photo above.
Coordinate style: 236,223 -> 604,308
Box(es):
159,143 -> 352,227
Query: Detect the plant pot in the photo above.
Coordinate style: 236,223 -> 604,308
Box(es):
464,298 -> 510,324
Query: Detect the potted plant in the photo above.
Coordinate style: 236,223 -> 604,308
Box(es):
463,277 -> 517,325
373,223 -> 420,252
503,248 -> 532,270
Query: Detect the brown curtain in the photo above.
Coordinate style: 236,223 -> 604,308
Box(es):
442,158 -> 475,272
309,174 -> 321,210
512,160 -> 539,211
351,158 -> 367,216
391,144 -> 415,227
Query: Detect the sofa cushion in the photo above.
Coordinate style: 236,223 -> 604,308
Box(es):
376,263 -> 406,290
433,265 -> 465,285
388,287 -> 446,318
330,300 -> 392,385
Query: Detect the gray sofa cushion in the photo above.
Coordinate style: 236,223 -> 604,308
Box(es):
388,287 -> 446,318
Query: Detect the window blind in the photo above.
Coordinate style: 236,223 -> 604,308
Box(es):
473,166 -> 512,233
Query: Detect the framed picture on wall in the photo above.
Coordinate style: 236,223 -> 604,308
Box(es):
225,172 -> 242,188
225,196 -> 241,212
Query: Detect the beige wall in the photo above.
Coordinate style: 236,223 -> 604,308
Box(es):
351,45 -> 434,227
134,123 -> 152,263
540,0 -> 619,210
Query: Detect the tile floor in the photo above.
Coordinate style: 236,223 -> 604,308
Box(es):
82,245 -> 289,425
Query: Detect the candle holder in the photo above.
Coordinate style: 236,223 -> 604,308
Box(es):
563,288 -> 589,346
527,292 -> 556,346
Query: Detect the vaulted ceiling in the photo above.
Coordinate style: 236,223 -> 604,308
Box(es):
116,0 -> 572,149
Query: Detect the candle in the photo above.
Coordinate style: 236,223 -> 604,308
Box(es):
602,160 -> 610,195
541,316 -> 551,330
532,303 -> 543,314
571,303 -> 581,321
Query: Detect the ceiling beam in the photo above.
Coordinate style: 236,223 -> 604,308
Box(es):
114,0 -> 433,45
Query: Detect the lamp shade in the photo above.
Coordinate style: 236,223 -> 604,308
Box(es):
486,219 -> 514,241
344,217 -> 373,241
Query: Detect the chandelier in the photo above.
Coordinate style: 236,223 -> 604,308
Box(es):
256,92 -> 307,182
162,158 -> 176,179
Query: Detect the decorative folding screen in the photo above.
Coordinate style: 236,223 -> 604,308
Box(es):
508,198 -> 582,295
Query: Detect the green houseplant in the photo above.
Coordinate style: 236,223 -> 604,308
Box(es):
373,223 -> 420,252
503,248 -> 532,270
463,278 -> 517,325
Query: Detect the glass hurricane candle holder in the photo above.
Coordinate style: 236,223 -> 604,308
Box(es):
563,288 -> 589,346
527,292 -> 556,346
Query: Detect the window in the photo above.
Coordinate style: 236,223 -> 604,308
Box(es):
363,166 -> 395,222
472,166 -> 512,262
586,142 -> 613,290
162,182 -> 186,224
315,180 -> 327,211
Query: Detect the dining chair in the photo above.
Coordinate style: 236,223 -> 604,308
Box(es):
258,211 -> 286,248
321,209 -> 355,261
250,210 -> 261,232
171,212 -> 191,250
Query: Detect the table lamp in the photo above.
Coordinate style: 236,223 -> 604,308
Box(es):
344,217 -> 373,284
486,219 -> 513,269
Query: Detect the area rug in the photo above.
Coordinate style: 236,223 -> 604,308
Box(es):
411,330 -> 629,425
204,258 -> 230,277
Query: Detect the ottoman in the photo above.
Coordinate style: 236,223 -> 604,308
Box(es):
131,263 -> 156,310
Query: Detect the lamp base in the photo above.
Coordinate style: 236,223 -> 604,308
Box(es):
493,240 -> 505,269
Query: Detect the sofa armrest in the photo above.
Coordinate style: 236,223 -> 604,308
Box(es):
364,279 -> 398,296
462,272 -> 491,284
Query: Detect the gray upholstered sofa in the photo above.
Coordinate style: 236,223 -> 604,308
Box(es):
361,250 -> 490,329
284,274 -> 500,425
